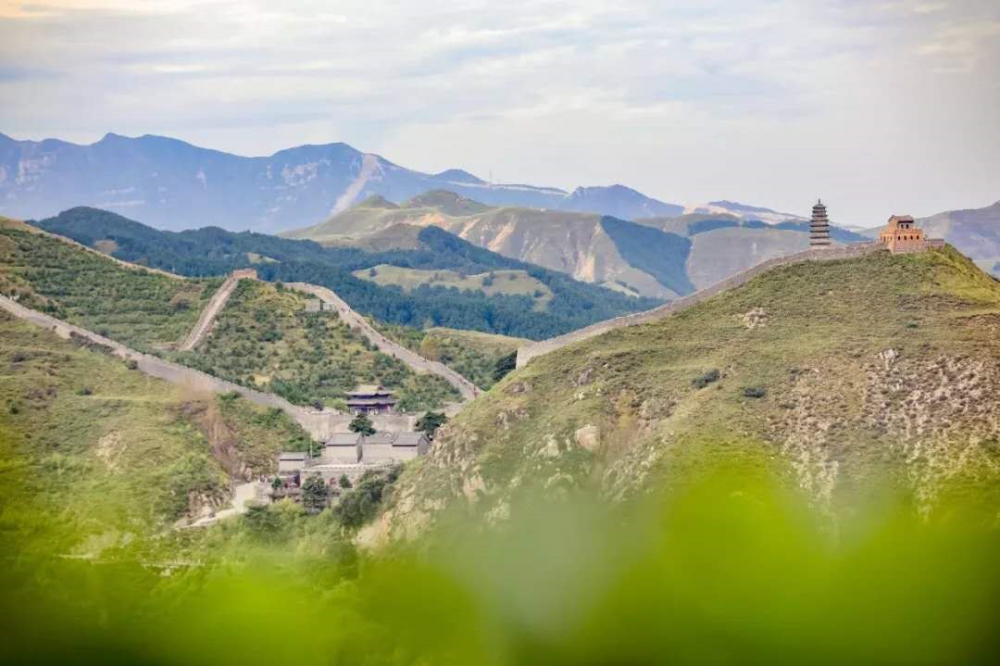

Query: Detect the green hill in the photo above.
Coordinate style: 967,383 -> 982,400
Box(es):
0,218 -> 458,411
0,310 -> 310,552
34,207 -> 659,340
0,219 -> 222,352
171,279 -> 459,411
373,246 -> 1000,540
372,324 -> 527,390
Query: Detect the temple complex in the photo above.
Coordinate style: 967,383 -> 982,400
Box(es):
878,215 -> 945,254
810,199 -> 831,248
345,384 -> 398,415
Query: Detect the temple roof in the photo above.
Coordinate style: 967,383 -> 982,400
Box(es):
345,397 -> 398,406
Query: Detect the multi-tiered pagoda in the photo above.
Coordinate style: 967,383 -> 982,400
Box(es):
810,199 -> 831,248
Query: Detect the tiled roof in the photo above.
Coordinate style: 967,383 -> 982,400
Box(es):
326,433 -> 363,446
393,432 -> 428,446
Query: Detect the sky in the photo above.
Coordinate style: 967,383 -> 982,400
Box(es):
1,0 -> 998,226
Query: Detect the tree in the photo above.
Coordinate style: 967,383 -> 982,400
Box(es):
493,351 -> 517,383
416,411 -> 448,440
271,476 -> 284,492
243,503 -> 281,538
302,475 -> 329,514
349,413 -> 376,436
338,474 -> 353,490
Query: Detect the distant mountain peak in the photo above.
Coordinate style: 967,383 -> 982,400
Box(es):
356,195 -> 398,210
434,169 -> 486,185
0,132 -> 685,231
403,190 -> 493,216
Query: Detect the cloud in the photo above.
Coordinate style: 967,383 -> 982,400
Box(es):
0,0 -> 997,224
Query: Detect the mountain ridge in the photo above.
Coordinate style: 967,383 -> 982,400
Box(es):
0,132 -> 683,232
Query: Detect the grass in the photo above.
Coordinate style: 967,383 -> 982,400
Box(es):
355,264 -> 554,311
380,247 -> 1000,530
0,225 -> 221,352
0,311 -> 309,548
172,280 -> 459,411
373,322 -> 527,389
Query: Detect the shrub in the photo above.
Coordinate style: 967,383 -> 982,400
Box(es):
125,359 -> 139,370
742,386 -> 767,399
349,413 -> 376,436
302,476 -> 329,514
76,387 -> 93,396
692,369 -> 721,389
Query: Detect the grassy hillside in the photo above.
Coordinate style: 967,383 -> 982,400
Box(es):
373,323 -> 527,390
0,220 -> 221,351
374,247 -> 1000,539
916,200 -> 1000,275
0,311 -> 310,551
172,280 -> 459,411
355,264 -> 553,311
34,207 -> 658,340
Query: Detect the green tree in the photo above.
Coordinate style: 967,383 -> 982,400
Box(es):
271,476 -> 283,492
302,475 -> 329,514
493,351 -> 517,383
243,503 -> 281,538
338,474 -> 353,490
349,413 -> 376,436
416,411 -> 448,440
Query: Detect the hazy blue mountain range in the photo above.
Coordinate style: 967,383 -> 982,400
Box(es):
0,132 -> 684,233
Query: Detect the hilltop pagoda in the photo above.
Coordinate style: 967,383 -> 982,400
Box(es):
810,199 -> 832,248
345,384 -> 397,416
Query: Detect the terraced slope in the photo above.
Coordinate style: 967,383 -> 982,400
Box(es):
0,218 -> 221,352
370,246 -> 1000,542
172,279 -> 462,411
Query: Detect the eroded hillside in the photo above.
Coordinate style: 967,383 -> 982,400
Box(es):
371,247 -> 1000,541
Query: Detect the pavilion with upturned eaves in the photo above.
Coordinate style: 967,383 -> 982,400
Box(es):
345,384 -> 397,415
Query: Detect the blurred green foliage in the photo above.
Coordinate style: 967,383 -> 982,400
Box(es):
2,464 -> 1000,665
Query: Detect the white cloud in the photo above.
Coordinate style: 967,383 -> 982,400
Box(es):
0,0 -> 997,223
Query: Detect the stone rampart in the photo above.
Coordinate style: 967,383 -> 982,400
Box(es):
516,242 -> 884,368
0,293 -> 371,441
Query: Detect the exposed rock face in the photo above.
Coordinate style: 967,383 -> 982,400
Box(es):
575,425 -> 600,452
371,248 -> 1000,544
738,308 -> 768,330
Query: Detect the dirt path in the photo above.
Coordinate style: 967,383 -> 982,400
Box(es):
179,275 -> 240,351
286,282 -> 480,402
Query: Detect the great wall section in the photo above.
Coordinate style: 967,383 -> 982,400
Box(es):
285,282 -> 479,401
0,293 -> 415,440
5,224 -> 888,436
516,242 -> 884,368
178,273 -> 243,351
2,227 -> 475,439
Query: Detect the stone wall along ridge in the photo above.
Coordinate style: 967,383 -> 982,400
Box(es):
516,243 -> 884,368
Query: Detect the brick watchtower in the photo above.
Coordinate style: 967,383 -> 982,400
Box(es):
810,199 -> 831,248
